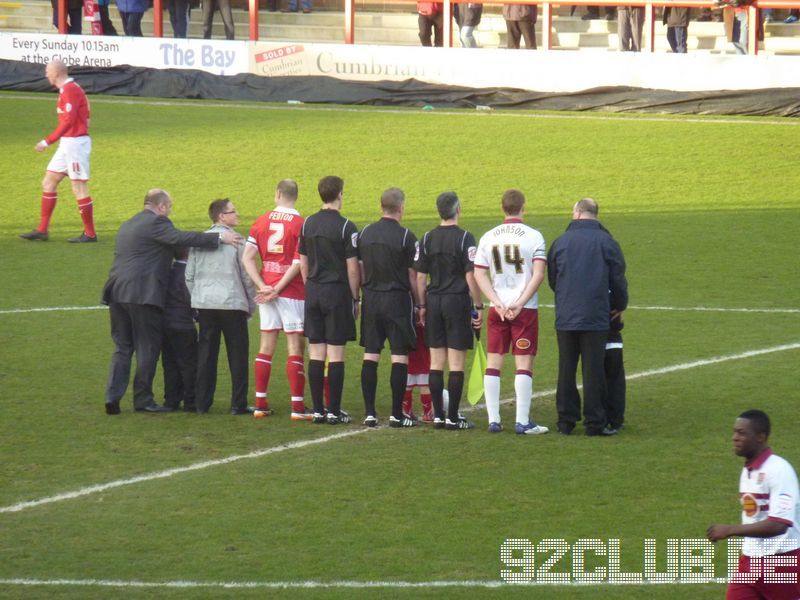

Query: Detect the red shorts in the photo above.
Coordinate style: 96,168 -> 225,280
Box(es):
727,550 -> 800,600
487,307 -> 538,356
408,324 -> 430,375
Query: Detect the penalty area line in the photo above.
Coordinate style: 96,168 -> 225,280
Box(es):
0,429 -> 369,515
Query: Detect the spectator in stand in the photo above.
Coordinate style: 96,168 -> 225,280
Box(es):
579,6 -> 616,20
202,0 -> 235,39
417,1 -> 444,47
165,0 -> 191,38
721,1 -> 761,55
786,9 -> 799,23
663,6 -> 690,53
455,2 -> 483,48
503,2 -> 537,49
618,5 -> 645,51
284,0 -> 312,13
97,0 -> 118,35
117,0 -> 149,37
161,247 -> 198,412
186,199 -> 256,415
51,0 -> 82,35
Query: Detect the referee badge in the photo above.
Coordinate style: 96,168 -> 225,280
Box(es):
351,232 -> 359,248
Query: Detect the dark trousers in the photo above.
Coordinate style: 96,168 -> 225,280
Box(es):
99,5 -> 118,35
604,345 -> 626,430
556,330 -> 608,433
418,13 -> 444,46
161,327 -> 198,410
106,302 -> 163,410
52,5 -> 82,34
196,309 -> 249,412
166,0 -> 191,38
119,11 -> 144,36
506,19 -> 536,49
667,26 -> 688,53
202,0 -> 235,40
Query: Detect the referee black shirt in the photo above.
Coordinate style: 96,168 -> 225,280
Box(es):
359,217 -> 417,292
299,209 -> 359,284
414,225 -> 476,295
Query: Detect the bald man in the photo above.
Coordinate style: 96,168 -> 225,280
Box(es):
21,60 -> 96,243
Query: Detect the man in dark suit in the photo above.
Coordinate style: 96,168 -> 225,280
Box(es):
102,188 -> 242,415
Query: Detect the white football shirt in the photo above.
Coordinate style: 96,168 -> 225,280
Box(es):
474,218 -> 546,309
739,448 -> 800,557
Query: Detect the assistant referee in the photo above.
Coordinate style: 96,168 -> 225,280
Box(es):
299,176 -> 360,425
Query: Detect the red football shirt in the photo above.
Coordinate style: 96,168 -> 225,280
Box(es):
247,206 -> 305,300
45,78 -> 90,145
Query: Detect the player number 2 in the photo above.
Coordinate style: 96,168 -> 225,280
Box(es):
491,244 -> 524,274
268,223 -> 284,253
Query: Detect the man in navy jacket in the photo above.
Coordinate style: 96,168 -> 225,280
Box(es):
547,198 -> 628,436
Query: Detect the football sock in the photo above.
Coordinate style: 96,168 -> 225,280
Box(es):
324,373 -> 330,409
77,196 -> 95,237
484,368 -> 501,423
361,359 -> 378,417
327,361 -> 345,416
390,362 -> 408,420
286,354 -> 305,412
515,370 -> 533,424
446,371 -> 464,422
403,388 -> 413,415
309,359 -> 325,414
429,369 -> 445,420
38,192 -> 57,233
253,353 -> 272,409
420,392 -> 433,418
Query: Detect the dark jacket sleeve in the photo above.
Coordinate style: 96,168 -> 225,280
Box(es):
607,239 -> 628,312
546,243 -> 558,291
152,216 -> 220,248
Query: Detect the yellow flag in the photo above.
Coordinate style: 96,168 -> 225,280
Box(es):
467,341 -> 487,405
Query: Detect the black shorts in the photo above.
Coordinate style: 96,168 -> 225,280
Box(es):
360,289 -> 416,355
425,293 -> 474,351
304,282 -> 356,345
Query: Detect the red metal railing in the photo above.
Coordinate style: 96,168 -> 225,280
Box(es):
55,0 -> 800,55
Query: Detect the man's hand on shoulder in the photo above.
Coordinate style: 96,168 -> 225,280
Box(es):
220,231 -> 243,246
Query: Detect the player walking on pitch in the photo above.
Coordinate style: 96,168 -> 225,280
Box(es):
242,179 -> 310,420
474,189 -> 549,435
21,59 -> 97,243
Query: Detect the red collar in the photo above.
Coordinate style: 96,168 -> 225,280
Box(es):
503,218 -> 523,224
746,447 -> 773,471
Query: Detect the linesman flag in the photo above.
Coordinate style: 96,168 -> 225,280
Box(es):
468,335 -> 487,406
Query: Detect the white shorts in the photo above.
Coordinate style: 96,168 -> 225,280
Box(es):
259,297 -> 304,334
406,373 -> 430,388
47,136 -> 91,181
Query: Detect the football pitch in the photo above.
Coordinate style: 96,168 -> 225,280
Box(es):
0,91 -> 798,599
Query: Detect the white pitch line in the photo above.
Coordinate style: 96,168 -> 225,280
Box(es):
0,429 -> 369,514
1,93 -> 797,127
2,303 -> 799,316
2,341 -> 797,515
0,577 -> 725,589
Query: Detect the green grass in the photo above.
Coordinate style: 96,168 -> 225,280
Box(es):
0,92 -> 799,599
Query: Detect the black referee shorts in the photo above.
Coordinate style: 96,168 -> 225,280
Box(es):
304,282 -> 356,345
360,289 -> 416,355
425,293 -> 474,351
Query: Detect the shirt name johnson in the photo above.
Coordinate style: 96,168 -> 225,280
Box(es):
500,538 -> 800,585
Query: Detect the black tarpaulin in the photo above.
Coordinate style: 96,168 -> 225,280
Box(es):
2,59 -> 799,117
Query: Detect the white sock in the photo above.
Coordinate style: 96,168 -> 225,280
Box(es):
484,371 -> 501,423
515,371 -> 533,424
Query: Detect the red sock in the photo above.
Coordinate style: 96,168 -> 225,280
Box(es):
76,196 -> 95,237
254,353 -> 272,410
403,389 -> 413,415
287,354 -> 305,412
38,192 -> 57,233
421,393 -> 433,418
